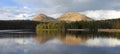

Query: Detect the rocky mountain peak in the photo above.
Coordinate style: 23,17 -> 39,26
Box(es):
58,12 -> 92,22
32,13 -> 56,22
32,12 -> 93,22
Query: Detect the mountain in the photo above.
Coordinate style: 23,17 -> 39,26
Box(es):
32,12 -> 93,22
32,14 -> 56,22
58,12 -> 93,22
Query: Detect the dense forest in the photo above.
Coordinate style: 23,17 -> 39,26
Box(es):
36,18 -> 120,32
0,18 -> 119,32
0,20 -> 39,30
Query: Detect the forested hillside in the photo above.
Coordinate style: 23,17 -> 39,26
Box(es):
0,18 -> 119,31
0,20 -> 39,30
36,18 -> 120,31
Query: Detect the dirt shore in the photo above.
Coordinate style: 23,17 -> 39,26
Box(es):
67,29 -> 120,32
98,29 -> 120,32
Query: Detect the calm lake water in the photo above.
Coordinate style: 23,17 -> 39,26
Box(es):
0,30 -> 120,54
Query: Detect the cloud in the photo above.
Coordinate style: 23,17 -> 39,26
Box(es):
47,10 -> 120,20
0,0 -> 120,20
14,0 -> 120,14
0,37 -> 120,54
0,38 -> 65,54
48,13 -> 62,18
82,10 -> 120,20
0,7 -> 120,20
0,7 -> 43,20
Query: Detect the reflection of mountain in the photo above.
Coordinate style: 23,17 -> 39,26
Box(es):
60,35 -> 86,45
34,34 -> 86,45
33,36 -> 55,44
33,36 -> 46,44
33,35 -> 120,47
34,31 -> 120,45
0,37 -> 120,54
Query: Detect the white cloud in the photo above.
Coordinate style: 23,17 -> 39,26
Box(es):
82,10 -> 120,20
48,13 -> 62,18
0,7 -> 120,20
13,0 -> 120,13
14,13 -> 31,20
0,0 -> 120,20
23,6 -> 29,9
0,7 -> 42,20
47,10 -> 120,20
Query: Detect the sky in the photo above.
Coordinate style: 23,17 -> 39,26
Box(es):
0,0 -> 120,20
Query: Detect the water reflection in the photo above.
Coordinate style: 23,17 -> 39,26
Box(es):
34,35 -> 86,46
84,38 -> 120,47
60,35 -> 86,45
35,31 -> 120,46
0,31 -> 120,54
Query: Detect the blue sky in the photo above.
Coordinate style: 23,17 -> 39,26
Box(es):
0,0 -> 45,9
0,0 -> 18,6
0,0 -> 120,20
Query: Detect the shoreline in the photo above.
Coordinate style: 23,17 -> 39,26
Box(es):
98,29 -> 120,32
67,29 -> 120,32
37,29 -> 120,32
0,29 -> 117,33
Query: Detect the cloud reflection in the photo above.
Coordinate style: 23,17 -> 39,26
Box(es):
0,37 -> 120,54
84,38 -> 120,47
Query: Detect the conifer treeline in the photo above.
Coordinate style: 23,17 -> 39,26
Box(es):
36,18 -> 120,31
0,20 -> 39,30
0,18 -> 119,31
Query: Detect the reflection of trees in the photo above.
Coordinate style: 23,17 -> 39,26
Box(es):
34,34 -> 87,45
34,30 -> 66,44
34,31 -> 120,45
0,32 -> 35,38
67,31 -> 120,39
113,32 -> 120,39
36,30 -> 66,37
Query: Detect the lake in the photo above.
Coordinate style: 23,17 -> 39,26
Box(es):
0,30 -> 120,54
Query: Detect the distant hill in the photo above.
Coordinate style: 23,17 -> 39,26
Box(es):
32,12 -> 93,22
32,14 -> 56,22
58,12 -> 93,22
